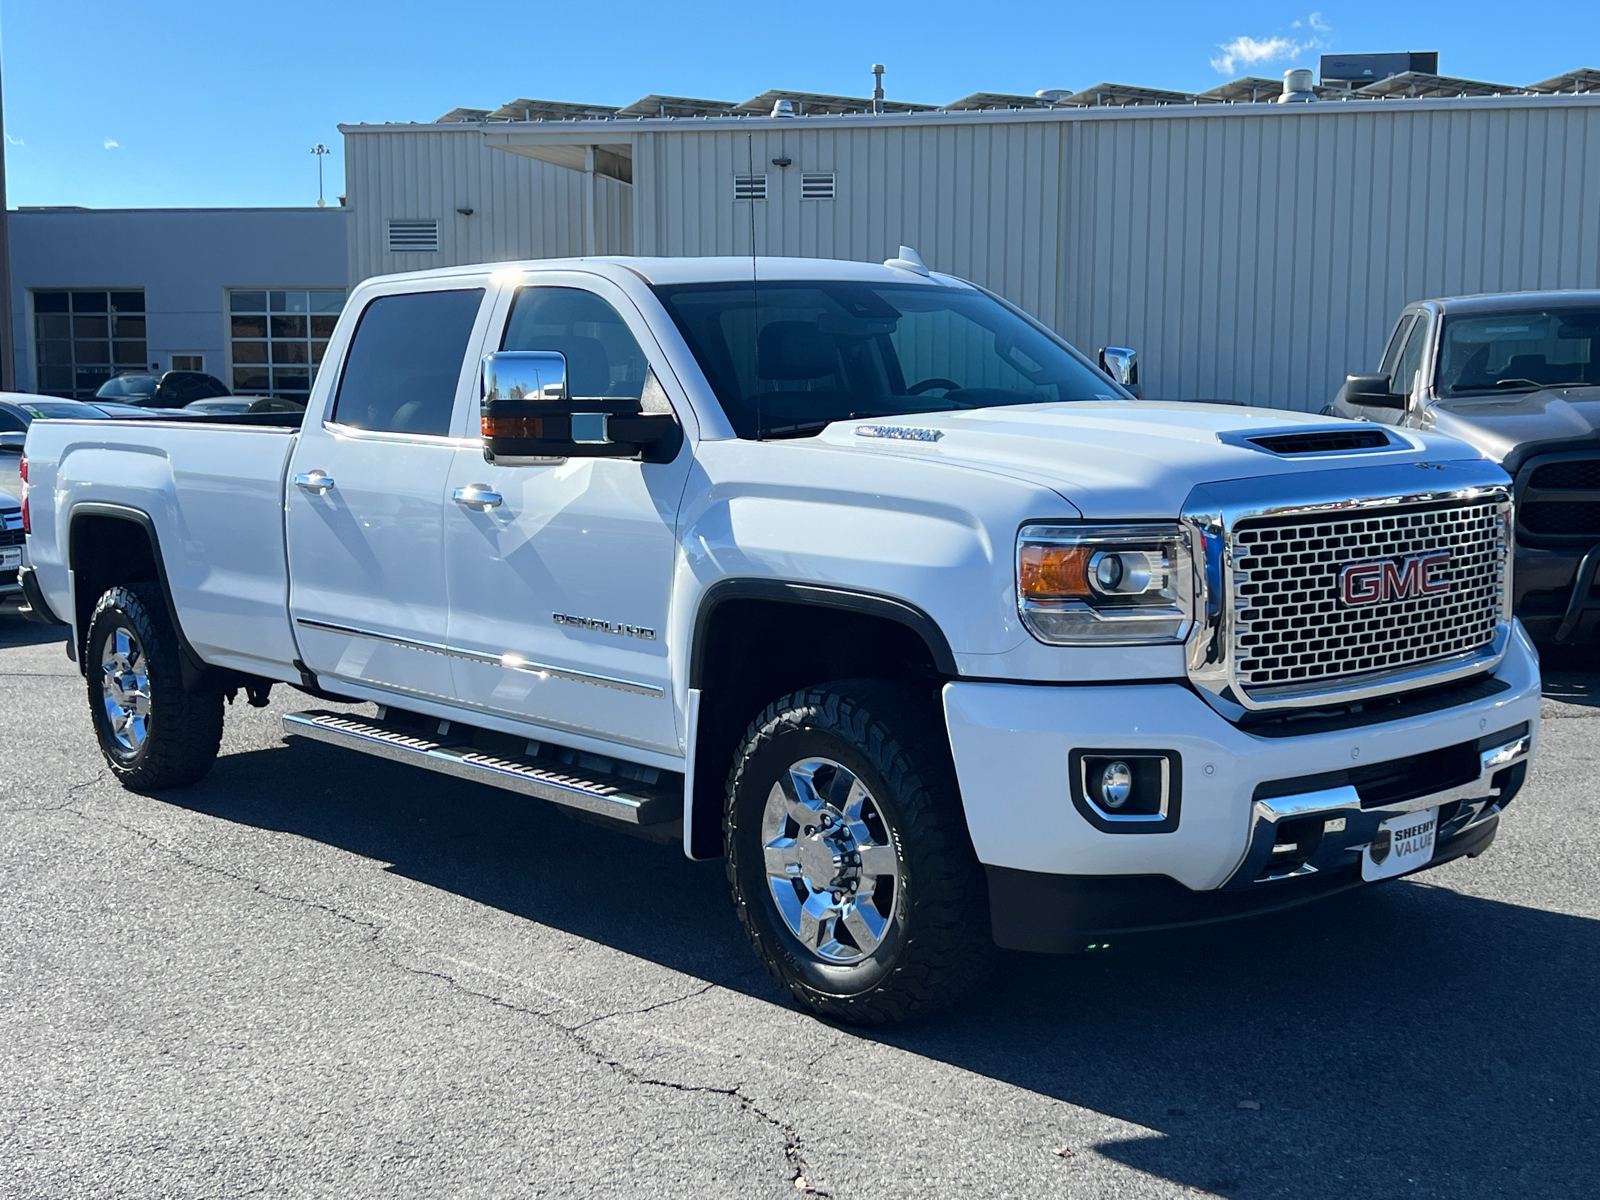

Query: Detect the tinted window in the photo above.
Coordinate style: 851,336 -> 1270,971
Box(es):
653,281 -> 1120,439
1436,308 -> 1600,396
0,410 -> 24,432
1377,316 -> 1414,374
332,289 -> 484,435
500,287 -> 650,400
1392,316 -> 1430,396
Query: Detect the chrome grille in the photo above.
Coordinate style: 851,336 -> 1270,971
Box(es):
1231,498 -> 1506,694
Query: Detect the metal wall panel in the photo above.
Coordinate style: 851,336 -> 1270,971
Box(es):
345,96 -> 1600,411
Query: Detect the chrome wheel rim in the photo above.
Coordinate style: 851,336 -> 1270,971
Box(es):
761,757 -> 900,963
100,627 -> 152,752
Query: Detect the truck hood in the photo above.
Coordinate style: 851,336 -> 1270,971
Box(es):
1425,386 -> 1600,466
813,401 -> 1485,518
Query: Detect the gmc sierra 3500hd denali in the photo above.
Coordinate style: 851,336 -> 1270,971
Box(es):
20,252 -> 1540,1024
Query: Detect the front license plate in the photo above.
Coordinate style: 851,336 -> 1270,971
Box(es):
0,547 -> 19,571
1362,807 -> 1439,881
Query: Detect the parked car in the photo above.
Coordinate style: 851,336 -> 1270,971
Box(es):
94,370 -> 230,407
0,395 -> 117,503
20,254 -> 1539,1023
1328,291 -> 1600,644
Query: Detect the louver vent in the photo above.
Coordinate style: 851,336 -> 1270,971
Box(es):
1247,429 -> 1393,454
801,172 -> 836,200
387,220 -> 440,253
734,174 -> 767,201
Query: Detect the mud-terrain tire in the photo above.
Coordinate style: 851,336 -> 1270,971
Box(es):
725,680 -> 994,1025
85,583 -> 223,791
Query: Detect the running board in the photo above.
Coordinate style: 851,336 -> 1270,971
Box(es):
283,710 -> 679,826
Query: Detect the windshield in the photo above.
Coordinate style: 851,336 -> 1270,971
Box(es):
7,400 -> 109,423
95,375 -> 159,399
1437,309 -> 1600,396
652,281 -> 1123,438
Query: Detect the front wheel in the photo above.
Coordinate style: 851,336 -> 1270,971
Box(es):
86,584 -> 223,791
725,681 -> 994,1025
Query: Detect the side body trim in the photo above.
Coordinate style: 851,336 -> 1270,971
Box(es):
294,617 -> 665,698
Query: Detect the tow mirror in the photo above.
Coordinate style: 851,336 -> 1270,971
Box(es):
1344,373 -> 1406,410
480,351 -> 679,464
1098,346 -> 1142,399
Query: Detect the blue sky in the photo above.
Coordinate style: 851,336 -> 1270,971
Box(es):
2,0 -> 1594,209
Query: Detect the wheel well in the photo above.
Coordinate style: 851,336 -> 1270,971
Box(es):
689,595 -> 951,858
70,513 -> 161,661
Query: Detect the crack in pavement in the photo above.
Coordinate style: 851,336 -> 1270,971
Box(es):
41,787 -> 838,1199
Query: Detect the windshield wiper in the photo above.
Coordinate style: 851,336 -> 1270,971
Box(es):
1493,378 -> 1543,390
758,419 -> 835,439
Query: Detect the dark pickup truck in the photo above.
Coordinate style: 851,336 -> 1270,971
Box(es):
1328,291 -> 1600,644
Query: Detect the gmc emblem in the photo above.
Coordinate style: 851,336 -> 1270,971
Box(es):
1339,553 -> 1453,607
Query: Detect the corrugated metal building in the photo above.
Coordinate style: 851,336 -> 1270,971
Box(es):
340,88 -> 1600,411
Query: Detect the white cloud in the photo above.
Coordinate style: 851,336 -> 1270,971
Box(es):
104,138 -> 119,149
1210,13 -> 1334,75
4,133 -> 22,146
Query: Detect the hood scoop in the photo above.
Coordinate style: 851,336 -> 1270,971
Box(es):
1232,427 -> 1398,456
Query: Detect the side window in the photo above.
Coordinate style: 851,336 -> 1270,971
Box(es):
1378,315 -> 1415,374
332,289 -> 484,435
500,287 -> 649,401
1392,316 -> 1431,396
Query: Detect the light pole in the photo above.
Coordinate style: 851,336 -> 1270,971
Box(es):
310,143 -> 330,208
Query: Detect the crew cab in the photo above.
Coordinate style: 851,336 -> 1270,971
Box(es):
1328,291 -> 1600,643
20,254 -> 1540,1023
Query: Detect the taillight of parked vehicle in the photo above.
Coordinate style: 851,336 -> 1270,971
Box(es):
19,454 -> 28,534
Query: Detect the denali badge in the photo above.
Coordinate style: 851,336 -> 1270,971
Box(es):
1338,553 -> 1452,608
552,612 -> 657,640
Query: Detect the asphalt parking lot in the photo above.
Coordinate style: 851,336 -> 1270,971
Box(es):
3,606 -> 1597,1200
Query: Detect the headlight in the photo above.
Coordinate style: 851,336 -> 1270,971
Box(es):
1017,523 -> 1194,644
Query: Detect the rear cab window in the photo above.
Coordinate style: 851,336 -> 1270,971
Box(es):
331,289 -> 486,436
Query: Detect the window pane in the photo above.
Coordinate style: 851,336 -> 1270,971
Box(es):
113,315 -> 146,338
271,314 -> 307,339
34,291 -> 69,314
1394,319 -> 1430,395
270,340 -> 308,364
71,291 -> 108,313
40,366 -> 73,392
76,367 -> 112,390
77,341 -> 111,364
332,289 -> 483,435
73,315 -> 109,339
269,291 -> 288,312
39,340 -> 73,365
282,291 -> 309,313
110,291 -> 145,313
232,291 -> 267,313
233,340 -> 268,364
310,290 -> 346,314
272,368 -> 311,391
310,314 -> 339,338
500,286 -> 650,400
233,367 -> 270,392
113,340 -> 148,365
311,340 -> 329,364
231,315 -> 268,339
36,314 -> 70,340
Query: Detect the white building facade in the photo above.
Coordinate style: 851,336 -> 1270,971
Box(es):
342,93 -> 1600,411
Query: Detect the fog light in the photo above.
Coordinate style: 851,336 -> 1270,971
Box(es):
1098,760 -> 1133,808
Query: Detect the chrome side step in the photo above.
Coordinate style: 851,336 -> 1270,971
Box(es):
283,710 -> 679,826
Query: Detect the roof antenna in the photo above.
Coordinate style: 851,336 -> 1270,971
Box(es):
747,133 -> 762,439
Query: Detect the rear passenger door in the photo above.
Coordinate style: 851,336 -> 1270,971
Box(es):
287,281 -> 493,702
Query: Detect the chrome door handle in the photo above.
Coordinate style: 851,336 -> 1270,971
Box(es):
294,470 -> 335,494
453,484 -> 503,509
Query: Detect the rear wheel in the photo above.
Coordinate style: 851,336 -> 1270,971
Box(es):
725,681 -> 994,1025
86,584 -> 223,790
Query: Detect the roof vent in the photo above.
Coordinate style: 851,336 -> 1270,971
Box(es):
387,219 -> 440,253
884,245 -> 929,275
1278,68 -> 1317,104
771,98 -> 797,117
1245,428 -> 1395,454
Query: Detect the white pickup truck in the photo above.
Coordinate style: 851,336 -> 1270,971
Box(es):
20,253 -> 1540,1024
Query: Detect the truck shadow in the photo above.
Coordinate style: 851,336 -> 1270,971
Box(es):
0,604 -> 70,648
161,731 -> 1599,1200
